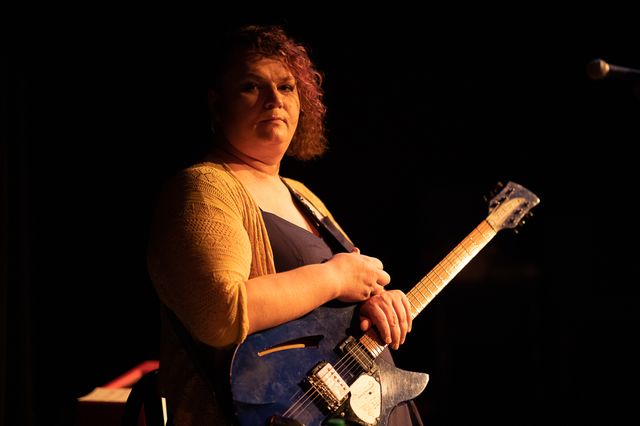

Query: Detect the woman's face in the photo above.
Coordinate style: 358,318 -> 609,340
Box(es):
213,55 -> 301,162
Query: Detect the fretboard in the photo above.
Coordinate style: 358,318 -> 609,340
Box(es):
360,220 -> 497,358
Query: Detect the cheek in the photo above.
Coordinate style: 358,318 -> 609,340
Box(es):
220,96 -> 256,129
290,106 -> 300,124
288,98 -> 301,126
229,94 -> 257,115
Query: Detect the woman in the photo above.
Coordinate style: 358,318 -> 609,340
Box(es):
147,24 -> 422,425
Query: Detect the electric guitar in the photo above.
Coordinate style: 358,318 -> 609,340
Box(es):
230,181 -> 540,425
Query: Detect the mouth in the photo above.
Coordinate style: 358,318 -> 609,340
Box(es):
260,116 -> 286,123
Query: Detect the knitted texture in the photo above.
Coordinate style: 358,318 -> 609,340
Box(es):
147,159 -> 346,424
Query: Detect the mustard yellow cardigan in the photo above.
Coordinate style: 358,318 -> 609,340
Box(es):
147,159 -> 348,424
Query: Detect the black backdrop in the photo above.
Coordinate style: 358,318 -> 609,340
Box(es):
3,10 -> 639,426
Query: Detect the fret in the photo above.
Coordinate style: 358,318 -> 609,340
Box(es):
400,221 -> 498,321
355,181 -> 539,357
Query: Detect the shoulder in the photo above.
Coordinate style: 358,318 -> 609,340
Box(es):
180,162 -> 235,185
158,162 -> 245,209
168,162 -> 241,193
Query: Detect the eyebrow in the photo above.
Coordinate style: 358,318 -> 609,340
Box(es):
243,72 -> 295,83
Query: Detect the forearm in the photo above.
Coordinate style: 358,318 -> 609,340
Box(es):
245,263 -> 339,334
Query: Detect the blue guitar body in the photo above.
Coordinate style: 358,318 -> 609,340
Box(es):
230,303 -> 429,426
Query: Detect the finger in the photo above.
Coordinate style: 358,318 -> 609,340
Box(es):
352,247 -> 361,254
369,304 -> 392,345
377,298 -> 401,349
371,257 -> 384,270
401,294 -> 414,333
389,312 -> 401,350
361,254 -> 383,269
377,270 -> 391,286
370,284 -> 385,296
392,297 -> 408,345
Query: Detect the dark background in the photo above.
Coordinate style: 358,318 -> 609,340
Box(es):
3,10 -> 639,426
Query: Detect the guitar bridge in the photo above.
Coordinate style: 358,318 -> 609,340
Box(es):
307,362 -> 350,412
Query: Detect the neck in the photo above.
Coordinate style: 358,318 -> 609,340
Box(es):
208,145 -> 282,182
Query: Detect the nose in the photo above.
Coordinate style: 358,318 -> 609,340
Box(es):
264,85 -> 284,109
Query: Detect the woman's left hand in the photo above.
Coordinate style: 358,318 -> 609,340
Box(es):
358,289 -> 413,350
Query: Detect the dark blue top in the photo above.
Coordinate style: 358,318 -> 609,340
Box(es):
261,209 -> 420,426
261,210 -> 333,272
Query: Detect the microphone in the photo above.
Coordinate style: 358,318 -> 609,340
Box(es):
587,58 -> 640,81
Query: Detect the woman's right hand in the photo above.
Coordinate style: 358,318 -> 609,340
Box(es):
324,250 -> 391,302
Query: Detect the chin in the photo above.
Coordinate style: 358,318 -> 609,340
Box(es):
257,131 -> 291,146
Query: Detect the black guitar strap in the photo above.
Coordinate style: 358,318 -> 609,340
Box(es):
281,178 -> 355,253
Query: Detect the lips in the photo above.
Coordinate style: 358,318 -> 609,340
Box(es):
260,116 -> 285,123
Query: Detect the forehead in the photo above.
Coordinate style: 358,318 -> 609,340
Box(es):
227,54 -> 294,79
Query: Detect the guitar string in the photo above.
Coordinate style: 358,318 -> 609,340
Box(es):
283,226 -> 490,420
284,259 -> 470,420
285,351 -> 376,415
284,341 -> 373,419
284,191 -> 490,417
283,278 -> 443,419
286,304 -> 447,421
283,340 -> 370,418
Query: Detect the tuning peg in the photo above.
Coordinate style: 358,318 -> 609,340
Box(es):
513,218 -> 530,234
484,181 -> 505,202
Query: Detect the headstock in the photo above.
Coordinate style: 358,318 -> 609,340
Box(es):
486,181 -> 540,232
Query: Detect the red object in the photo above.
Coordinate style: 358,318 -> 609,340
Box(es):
103,360 -> 160,389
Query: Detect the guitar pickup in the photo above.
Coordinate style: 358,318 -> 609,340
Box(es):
307,362 -> 349,411
339,337 -> 376,372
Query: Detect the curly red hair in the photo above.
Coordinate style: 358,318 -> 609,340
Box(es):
207,25 -> 327,160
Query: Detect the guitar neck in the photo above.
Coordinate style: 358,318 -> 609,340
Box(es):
360,219 -> 497,358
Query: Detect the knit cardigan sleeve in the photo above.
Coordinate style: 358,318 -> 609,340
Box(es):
147,164 -> 266,348
147,164 -> 347,350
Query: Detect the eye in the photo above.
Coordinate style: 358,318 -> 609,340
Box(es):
279,83 -> 295,92
240,82 -> 259,93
